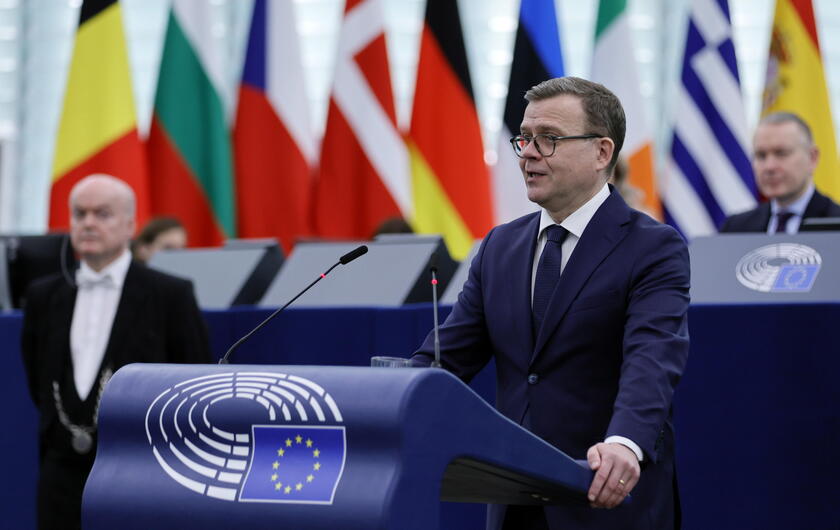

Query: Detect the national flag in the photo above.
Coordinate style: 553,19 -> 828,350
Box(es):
762,0 -> 840,201
147,0 -> 236,247
313,0 -> 410,240
239,425 -> 346,503
591,0 -> 662,219
234,0 -> 316,253
661,0 -> 757,239
493,0 -> 562,224
50,0 -> 149,229
409,0 -> 493,259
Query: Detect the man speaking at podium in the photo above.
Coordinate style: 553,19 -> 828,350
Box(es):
21,175 -> 211,530
413,77 -> 690,529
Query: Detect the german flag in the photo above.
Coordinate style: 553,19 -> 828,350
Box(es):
50,0 -> 148,229
763,0 -> 840,201
409,0 -> 493,260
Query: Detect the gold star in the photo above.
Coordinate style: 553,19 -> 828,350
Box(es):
284,485 -> 291,494
285,438 -> 292,447
272,461 -> 279,470
313,449 -> 320,458
295,435 -> 303,444
306,439 -> 313,448
306,474 -> 314,483
313,462 -> 321,471
277,448 -> 285,457
296,483 -> 303,491
271,473 -> 278,482
274,482 -> 282,491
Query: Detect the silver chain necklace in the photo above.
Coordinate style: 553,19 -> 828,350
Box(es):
51,367 -> 113,455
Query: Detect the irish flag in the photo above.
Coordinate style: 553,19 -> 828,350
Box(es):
409,0 -> 493,259
50,0 -> 148,229
591,0 -> 662,219
147,0 -> 235,246
763,0 -> 840,201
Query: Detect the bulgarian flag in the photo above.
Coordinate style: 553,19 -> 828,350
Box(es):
313,0 -> 409,240
234,0 -> 316,253
409,0 -> 493,260
147,0 -> 235,246
763,0 -> 840,201
591,0 -> 662,219
50,0 -> 149,229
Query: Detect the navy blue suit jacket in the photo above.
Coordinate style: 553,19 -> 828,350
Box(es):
720,189 -> 840,232
415,189 -> 690,529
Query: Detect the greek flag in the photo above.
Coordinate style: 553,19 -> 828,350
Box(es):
662,0 -> 758,239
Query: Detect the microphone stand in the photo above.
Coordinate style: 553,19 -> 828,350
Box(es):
219,245 -> 368,364
430,263 -> 441,368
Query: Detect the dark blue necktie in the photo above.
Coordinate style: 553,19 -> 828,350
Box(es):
775,210 -> 795,234
532,224 -> 568,336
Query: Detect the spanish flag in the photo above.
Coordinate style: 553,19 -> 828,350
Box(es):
763,0 -> 840,201
50,0 -> 148,229
409,0 -> 493,260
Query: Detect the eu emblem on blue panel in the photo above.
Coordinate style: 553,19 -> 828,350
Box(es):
239,425 -> 346,503
772,264 -> 819,292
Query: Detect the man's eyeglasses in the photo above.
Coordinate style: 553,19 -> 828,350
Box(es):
509,133 -> 601,158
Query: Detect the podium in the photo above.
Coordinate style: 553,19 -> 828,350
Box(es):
83,364 -> 592,529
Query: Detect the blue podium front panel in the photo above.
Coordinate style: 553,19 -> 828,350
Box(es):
83,364 -> 591,530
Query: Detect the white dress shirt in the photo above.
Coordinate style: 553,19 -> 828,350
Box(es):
70,249 -> 131,400
530,183 -> 644,462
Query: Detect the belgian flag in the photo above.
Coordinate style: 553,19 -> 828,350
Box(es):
50,0 -> 148,229
409,0 -> 493,260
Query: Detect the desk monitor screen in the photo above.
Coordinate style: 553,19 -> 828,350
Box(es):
1,233 -> 77,309
800,217 -> 840,232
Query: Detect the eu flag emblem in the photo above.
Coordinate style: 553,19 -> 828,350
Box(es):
772,264 -> 819,292
239,426 -> 346,503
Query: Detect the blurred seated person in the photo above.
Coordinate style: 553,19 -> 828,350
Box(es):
609,156 -> 646,212
720,111 -> 840,234
371,216 -> 413,238
132,216 -> 187,262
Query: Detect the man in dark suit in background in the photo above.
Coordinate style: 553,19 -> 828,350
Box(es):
21,174 -> 211,530
721,112 -> 840,233
413,77 -> 690,529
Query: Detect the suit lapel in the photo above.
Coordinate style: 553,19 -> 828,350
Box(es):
507,215 -> 541,361
531,191 -> 631,361
804,190 -> 829,218
754,203 -> 772,231
51,281 -> 77,378
105,262 -> 146,368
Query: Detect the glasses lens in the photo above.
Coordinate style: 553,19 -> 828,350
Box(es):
511,136 -> 527,156
534,135 -> 554,157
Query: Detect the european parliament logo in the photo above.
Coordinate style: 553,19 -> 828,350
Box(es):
735,243 -> 821,293
145,371 -> 346,503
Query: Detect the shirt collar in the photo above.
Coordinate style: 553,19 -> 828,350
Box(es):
771,183 -> 814,217
537,182 -> 611,239
77,248 -> 132,289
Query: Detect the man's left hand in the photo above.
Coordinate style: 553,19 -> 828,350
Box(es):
586,442 -> 640,509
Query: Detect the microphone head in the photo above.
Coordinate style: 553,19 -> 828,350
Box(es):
428,251 -> 438,273
339,245 -> 368,265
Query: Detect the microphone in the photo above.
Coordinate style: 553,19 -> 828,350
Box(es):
218,245 -> 368,364
429,253 -> 442,368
